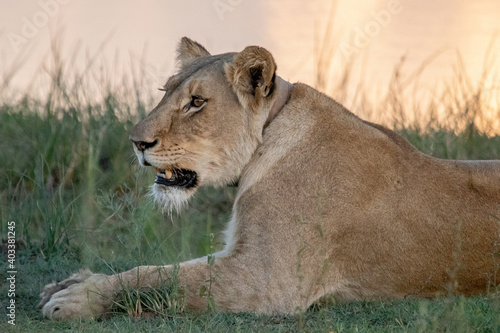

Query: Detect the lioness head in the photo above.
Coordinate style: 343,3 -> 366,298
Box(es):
130,37 -> 291,212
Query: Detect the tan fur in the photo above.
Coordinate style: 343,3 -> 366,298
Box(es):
176,37 -> 210,69
40,38 -> 500,320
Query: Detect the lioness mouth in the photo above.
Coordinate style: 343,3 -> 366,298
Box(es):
155,168 -> 197,188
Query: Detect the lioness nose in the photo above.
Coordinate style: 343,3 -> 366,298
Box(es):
132,139 -> 158,152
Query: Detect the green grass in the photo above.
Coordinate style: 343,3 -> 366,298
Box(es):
3,297 -> 500,332
1,48 -> 500,332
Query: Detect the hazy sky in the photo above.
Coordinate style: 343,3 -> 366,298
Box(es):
1,0 -> 499,118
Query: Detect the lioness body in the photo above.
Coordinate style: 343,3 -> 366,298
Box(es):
240,84 -> 500,301
39,38 -> 500,319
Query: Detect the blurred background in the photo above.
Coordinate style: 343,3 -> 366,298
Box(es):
1,2 -> 500,328
1,0 -> 499,130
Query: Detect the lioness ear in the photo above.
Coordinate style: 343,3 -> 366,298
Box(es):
177,37 -> 211,69
225,46 -> 277,109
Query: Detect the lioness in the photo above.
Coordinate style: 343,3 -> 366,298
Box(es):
39,37 -> 500,319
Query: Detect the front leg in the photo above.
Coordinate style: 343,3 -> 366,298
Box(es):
40,255 -> 303,319
39,265 -> 183,320
39,270 -> 118,319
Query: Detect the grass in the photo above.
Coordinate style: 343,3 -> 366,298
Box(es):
1,41 -> 500,332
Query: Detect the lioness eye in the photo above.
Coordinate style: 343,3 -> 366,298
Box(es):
192,97 -> 205,108
182,96 -> 206,113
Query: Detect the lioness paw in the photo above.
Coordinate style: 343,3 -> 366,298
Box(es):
39,270 -> 114,320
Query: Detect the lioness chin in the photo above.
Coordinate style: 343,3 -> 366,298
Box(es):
39,37 -> 500,320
